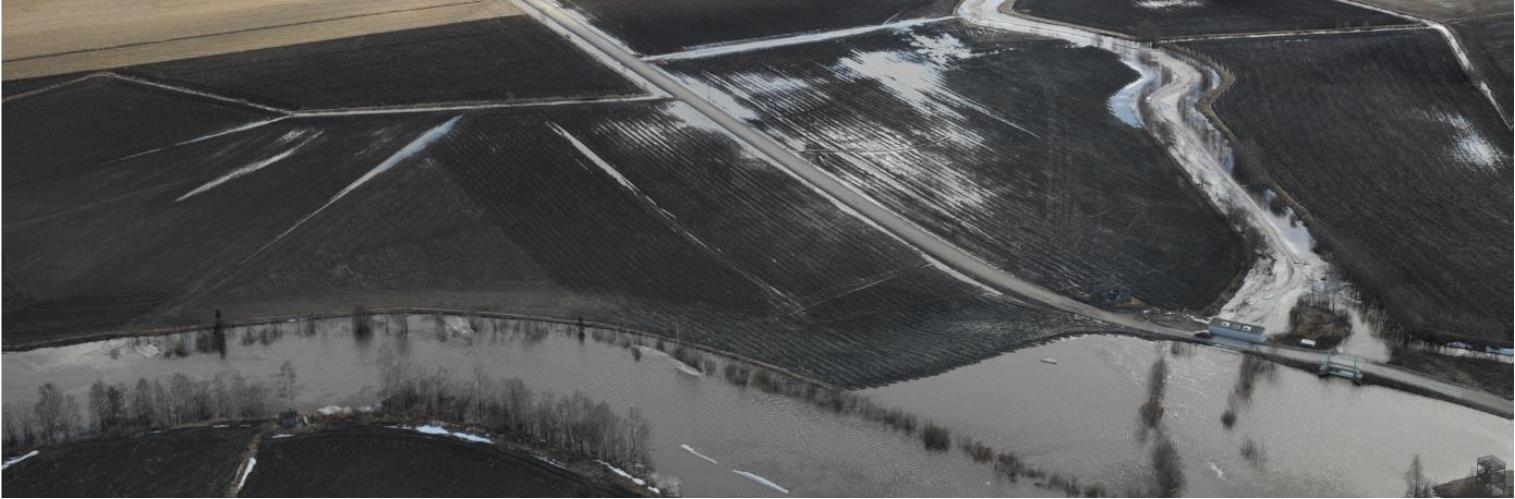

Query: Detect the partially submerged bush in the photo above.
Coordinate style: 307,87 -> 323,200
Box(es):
922,423 -> 951,452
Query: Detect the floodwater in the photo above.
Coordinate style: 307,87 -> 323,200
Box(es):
1,316 -> 1039,497
862,335 -> 1512,497
4,317 -> 1509,497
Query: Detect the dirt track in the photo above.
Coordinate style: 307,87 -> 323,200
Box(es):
2,0 -> 522,79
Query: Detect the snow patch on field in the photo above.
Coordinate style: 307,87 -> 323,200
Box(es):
1135,0 -> 1203,9
2,450 -> 39,470
236,457 -> 256,491
442,316 -> 475,336
680,444 -> 719,464
1443,113 -> 1506,170
392,423 -> 493,444
734,470 -> 790,494
635,346 -> 704,376
177,130 -> 320,202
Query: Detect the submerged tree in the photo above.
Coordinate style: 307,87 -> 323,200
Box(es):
1404,455 -> 1434,498
275,360 -> 299,409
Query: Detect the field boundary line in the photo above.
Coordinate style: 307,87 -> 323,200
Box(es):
1157,23 -> 1426,42
100,72 -> 292,114
1,72 -> 109,102
642,16 -> 956,62
3,0 -> 488,64
1327,0 -> 1512,127
290,94 -> 666,117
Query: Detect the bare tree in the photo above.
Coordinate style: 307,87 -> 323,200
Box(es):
275,360 -> 299,409
34,383 -> 71,442
1404,455 -> 1434,498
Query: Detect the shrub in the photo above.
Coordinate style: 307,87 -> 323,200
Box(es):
922,423 -> 951,452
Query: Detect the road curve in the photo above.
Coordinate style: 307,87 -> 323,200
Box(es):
515,0 -> 1511,419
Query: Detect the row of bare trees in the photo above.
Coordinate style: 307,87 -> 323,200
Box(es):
4,364 -> 298,449
375,347 -> 652,470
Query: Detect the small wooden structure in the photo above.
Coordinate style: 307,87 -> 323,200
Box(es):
1208,318 -> 1265,344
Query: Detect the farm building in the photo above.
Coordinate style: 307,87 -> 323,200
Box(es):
1208,318 -> 1266,343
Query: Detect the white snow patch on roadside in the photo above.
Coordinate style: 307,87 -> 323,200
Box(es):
317,405 -> 351,416
675,75 -> 763,123
2,450 -> 39,470
272,433 -> 294,439
734,470 -> 789,494
236,457 -> 257,491
680,444 -> 719,464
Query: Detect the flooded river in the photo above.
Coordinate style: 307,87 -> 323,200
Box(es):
4,316 -> 1509,496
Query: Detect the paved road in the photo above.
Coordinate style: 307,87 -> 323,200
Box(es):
517,0 -> 1511,419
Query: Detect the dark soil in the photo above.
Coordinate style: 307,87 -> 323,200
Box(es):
661,20 -> 1246,313
2,76 -> 274,188
4,110 -> 449,344
1,427 -> 257,497
1389,347 -> 1514,399
1451,16 -> 1513,118
1181,30 -> 1513,343
563,0 -> 957,55
123,17 -> 641,110
240,428 -> 604,497
5,92 -> 1120,387
1013,0 -> 1412,39
1,71 -> 91,97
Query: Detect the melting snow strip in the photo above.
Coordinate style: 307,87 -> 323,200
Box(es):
107,117 -> 290,165
645,16 -> 956,61
2,450 -> 39,470
394,423 -> 493,444
176,131 -> 321,201
236,457 -> 257,491
680,444 -> 719,464
733,470 -> 789,494
596,460 -> 648,486
636,346 -> 703,376
252,115 -> 461,257
547,121 -> 800,311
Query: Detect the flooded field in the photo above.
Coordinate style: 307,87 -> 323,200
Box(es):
5,316 -> 1508,496
863,335 -> 1512,496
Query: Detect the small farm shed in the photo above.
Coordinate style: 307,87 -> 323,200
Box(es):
1208,318 -> 1265,343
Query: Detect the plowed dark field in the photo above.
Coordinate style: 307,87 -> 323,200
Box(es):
1,427 -> 257,497
661,20 -> 1247,313
121,17 -> 641,110
562,0 -> 957,55
1012,0 -> 1411,39
241,428 -> 601,497
1181,30 -> 1513,342
1452,16 -> 1513,117
4,71 -> 1118,386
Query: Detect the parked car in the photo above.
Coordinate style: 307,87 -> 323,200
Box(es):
1193,331 -> 1213,340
